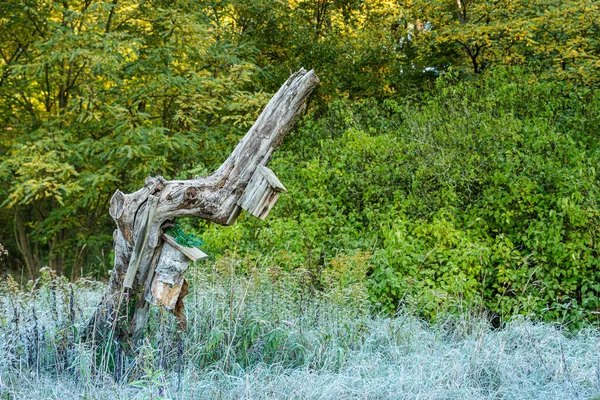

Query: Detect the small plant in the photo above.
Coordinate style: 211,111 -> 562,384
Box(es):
129,366 -> 169,400
164,221 -> 204,248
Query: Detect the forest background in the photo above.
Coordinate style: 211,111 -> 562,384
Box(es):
1,0 -> 600,325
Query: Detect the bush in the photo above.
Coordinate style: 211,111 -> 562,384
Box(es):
195,67 -> 600,324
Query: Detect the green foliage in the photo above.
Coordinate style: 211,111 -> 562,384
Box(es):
410,0 -> 600,81
164,221 -> 204,249
199,67 -> 600,324
226,0 -> 428,101
1,0 -> 600,326
0,0 -> 268,278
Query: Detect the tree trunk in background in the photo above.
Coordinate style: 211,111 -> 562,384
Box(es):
14,209 -> 39,280
85,69 -> 319,347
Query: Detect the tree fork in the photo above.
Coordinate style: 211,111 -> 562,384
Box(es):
86,69 -> 319,345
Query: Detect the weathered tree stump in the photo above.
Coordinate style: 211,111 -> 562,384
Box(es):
86,69 -> 319,345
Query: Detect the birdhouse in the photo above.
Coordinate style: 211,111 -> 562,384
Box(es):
237,165 -> 287,220
147,233 -> 208,310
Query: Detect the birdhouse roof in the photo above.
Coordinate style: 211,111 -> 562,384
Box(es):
258,165 -> 287,192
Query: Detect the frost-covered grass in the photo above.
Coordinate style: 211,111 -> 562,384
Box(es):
1,264 -> 600,400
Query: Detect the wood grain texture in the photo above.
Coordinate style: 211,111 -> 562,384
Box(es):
147,242 -> 187,310
123,195 -> 159,288
85,69 -> 319,345
161,234 -> 208,262
238,166 -> 286,219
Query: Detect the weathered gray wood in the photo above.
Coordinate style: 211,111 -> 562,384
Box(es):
123,195 -> 159,289
86,69 -> 319,345
161,234 -> 208,262
131,241 -> 164,341
237,166 -> 286,220
259,166 -> 287,192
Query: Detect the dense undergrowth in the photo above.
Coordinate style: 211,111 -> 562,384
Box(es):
1,261 -> 600,399
2,66 -> 599,326
2,0 -> 600,330
195,68 -> 600,326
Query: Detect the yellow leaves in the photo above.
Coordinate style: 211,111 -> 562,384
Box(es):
4,146 -> 82,208
409,0 -> 600,81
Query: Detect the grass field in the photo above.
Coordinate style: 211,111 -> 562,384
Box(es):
1,263 -> 599,400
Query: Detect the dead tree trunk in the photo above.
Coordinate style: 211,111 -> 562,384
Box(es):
86,69 -> 319,345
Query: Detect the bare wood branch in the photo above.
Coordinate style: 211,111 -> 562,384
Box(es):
86,69 -> 319,344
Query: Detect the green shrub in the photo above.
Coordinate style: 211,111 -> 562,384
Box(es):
197,67 -> 600,324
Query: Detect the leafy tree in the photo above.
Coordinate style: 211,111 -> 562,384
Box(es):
226,0 -> 431,99
0,0 -> 268,278
408,0 -> 600,82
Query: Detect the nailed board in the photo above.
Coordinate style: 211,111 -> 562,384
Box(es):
162,233 -> 208,262
237,165 -> 286,220
123,195 -> 159,289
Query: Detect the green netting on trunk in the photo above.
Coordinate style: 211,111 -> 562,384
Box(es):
165,222 -> 204,248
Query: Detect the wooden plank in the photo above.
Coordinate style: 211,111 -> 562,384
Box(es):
258,166 -> 286,192
161,233 -> 208,262
257,192 -> 280,219
123,195 -> 159,289
239,175 -> 268,212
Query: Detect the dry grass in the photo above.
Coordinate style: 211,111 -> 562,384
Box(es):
1,263 -> 599,400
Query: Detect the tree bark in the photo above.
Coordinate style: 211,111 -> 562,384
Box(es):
86,69 -> 319,346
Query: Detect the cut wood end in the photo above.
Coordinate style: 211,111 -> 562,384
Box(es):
287,68 -> 320,86
109,190 -> 125,220
305,69 -> 320,84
